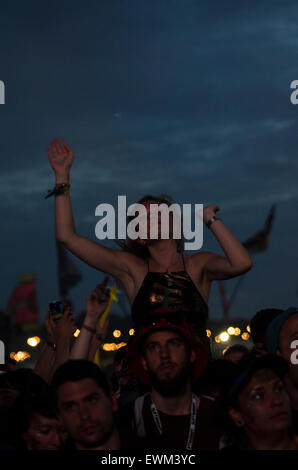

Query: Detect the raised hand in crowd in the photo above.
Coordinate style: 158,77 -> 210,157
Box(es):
34,306 -> 76,383
70,278 -> 110,360
52,306 -> 76,375
88,319 -> 109,362
47,138 -> 73,182
34,311 -> 58,383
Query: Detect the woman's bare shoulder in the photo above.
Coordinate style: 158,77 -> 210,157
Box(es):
116,249 -> 148,279
184,250 -> 216,264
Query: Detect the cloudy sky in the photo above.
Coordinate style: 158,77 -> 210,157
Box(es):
0,0 -> 298,325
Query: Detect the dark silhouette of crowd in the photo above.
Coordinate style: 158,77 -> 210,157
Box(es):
1,294 -> 297,451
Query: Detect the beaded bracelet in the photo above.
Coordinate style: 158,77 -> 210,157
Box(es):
44,183 -> 70,199
206,216 -> 221,229
81,324 -> 96,334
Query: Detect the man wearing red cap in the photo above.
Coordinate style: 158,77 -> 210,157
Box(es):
119,311 -> 218,450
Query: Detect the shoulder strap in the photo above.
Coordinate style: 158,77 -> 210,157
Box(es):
134,393 -> 148,438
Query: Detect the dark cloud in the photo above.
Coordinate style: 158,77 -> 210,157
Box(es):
0,1 -> 298,321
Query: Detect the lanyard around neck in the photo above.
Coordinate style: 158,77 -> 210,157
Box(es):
150,393 -> 197,450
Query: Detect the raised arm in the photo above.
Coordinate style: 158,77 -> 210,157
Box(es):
50,307 -> 76,379
35,308 -> 76,383
46,138 -> 135,281
88,319 -> 109,363
200,205 -> 253,281
70,282 -> 110,360
34,312 -> 56,383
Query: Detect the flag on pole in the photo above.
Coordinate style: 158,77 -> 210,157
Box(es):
6,273 -> 39,325
218,204 -> 276,318
56,240 -> 82,298
242,204 -> 276,254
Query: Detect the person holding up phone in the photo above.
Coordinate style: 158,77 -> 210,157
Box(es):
34,305 -> 76,384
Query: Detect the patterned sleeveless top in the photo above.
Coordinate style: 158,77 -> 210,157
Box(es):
131,253 -> 208,333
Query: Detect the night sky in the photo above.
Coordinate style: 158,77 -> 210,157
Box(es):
1,0 -> 298,324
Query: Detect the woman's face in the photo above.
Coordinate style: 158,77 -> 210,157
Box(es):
23,412 -> 66,450
230,368 -> 292,437
138,200 -> 175,242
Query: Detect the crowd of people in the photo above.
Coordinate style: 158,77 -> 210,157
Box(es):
1,296 -> 298,451
0,138 -> 297,452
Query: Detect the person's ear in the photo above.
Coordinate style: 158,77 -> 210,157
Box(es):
228,406 -> 244,427
111,393 -> 118,413
190,350 -> 196,364
141,357 -> 148,371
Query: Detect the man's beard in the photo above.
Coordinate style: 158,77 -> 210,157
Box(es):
147,362 -> 193,397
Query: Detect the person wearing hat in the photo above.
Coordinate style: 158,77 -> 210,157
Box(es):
118,309 -> 218,450
249,308 -> 283,356
222,354 -> 298,450
266,306 -> 298,434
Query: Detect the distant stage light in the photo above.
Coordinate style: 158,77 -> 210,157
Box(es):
10,351 -> 31,362
242,332 -> 250,341
219,332 -> 230,342
102,342 -> 127,351
27,337 -> 40,347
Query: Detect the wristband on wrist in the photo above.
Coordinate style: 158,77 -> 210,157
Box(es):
206,216 -> 221,229
81,324 -> 96,334
46,341 -> 56,350
44,183 -> 70,199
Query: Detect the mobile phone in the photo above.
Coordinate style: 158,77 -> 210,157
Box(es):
49,300 -> 64,323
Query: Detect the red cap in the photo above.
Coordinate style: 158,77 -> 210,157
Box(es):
126,315 -> 209,385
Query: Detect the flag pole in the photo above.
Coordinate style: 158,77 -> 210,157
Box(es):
223,274 -> 246,318
56,239 -> 82,301
219,204 -> 276,319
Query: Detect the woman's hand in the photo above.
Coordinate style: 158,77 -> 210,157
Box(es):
47,138 -> 74,178
202,204 -> 220,224
55,306 -> 76,342
85,277 -> 110,328
45,311 -> 58,345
